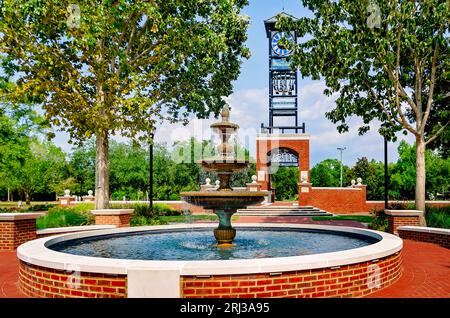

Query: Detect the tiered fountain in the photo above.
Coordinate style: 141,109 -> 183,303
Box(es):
181,104 -> 266,246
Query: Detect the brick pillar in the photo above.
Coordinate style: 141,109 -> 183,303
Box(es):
384,210 -> 423,236
91,209 -> 134,227
298,182 -> 312,206
354,184 -> 367,212
246,182 -> 262,192
0,213 -> 43,251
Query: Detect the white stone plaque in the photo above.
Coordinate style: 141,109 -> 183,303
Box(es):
257,170 -> 265,182
301,187 -> 309,193
300,171 -> 308,182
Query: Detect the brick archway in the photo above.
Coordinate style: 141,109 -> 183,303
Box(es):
256,133 -> 310,199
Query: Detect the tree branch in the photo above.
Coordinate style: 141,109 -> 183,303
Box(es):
420,27 -> 443,134
425,120 -> 450,145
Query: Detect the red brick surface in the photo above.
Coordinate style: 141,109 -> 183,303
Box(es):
368,240 -> 450,298
0,220 -> 36,251
181,252 -> 402,298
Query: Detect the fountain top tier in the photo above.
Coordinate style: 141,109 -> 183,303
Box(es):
199,103 -> 249,190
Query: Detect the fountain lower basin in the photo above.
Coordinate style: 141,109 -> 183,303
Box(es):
17,223 -> 403,298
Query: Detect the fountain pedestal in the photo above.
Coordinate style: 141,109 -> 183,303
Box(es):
213,210 -> 237,245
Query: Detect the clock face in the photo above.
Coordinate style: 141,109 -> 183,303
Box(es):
271,32 -> 294,57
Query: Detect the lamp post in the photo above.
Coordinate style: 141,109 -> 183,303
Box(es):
149,131 -> 155,210
384,136 -> 389,209
337,147 -> 346,188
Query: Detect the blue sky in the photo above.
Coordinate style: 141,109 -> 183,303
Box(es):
54,0 -> 415,167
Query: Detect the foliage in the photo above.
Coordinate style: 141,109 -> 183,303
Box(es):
110,203 -> 180,218
389,141 -> 450,199
368,210 -> 388,232
425,206 -> 450,229
270,167 -> 298,201
277,0 -> 449,212
311,159 -> 350,187
130,215 -> 167,227
36,206 -> 94,229
26,203 -> 57,212
349,157 -> 382,199
160,214 -> 218,223
68,140 -> 96,195
0,0 -> 251,209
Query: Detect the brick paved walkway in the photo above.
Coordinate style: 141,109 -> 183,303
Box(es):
1,219 -> 449,298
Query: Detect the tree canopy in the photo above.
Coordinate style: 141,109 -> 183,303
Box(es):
277,0 -> 449,215
0,0 -> 251,208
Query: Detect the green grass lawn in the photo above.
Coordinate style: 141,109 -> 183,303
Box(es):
311,215 -> 374,223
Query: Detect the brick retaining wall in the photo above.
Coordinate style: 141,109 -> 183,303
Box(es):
398,228 -> 449,249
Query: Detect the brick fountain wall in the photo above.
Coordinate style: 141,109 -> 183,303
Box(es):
18,251 -> 402,298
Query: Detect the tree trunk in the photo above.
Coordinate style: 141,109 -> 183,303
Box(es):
25,191 -> 31,206
415,136 -> 427,226
95,130 -> 110,210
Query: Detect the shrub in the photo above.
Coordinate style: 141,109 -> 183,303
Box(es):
130,215 -> 167,226
369,209 -> 388,232
36,206 -> 94,229
426,206 -> 450,229
26,204 -> 57,212
110,203 -> 181,217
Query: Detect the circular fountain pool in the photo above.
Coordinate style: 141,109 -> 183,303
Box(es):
17,223 -> 403,298
50,228 -> 378,260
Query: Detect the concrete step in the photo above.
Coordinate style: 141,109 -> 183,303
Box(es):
236,204 -> 332,217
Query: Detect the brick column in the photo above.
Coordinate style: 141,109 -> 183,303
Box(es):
298,182 -> 312,206
91,209 -> 134,228
0,213 -> 43,251
354,184 -> 367,211
384,210 -> 423,236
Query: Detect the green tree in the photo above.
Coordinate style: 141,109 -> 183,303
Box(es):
109,141 -> 149,199
310,159 -> 350,187
0,102 -> 48,201
1,0 -> 250,209
278,0 -> 449,223
271,167 -> 298,201
16,140 -> 67,204
69,140 -> 96,196
390,140 -> 450,200
349,157 -> 384,200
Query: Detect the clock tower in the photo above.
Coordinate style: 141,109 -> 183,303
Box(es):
256,13 -> 310,203
262,12 -> 305,133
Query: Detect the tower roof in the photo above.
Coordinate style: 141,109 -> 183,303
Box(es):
264,12 -> 298,37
